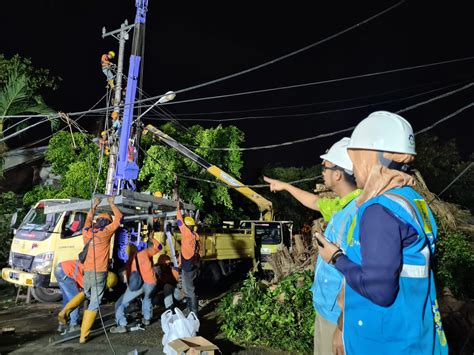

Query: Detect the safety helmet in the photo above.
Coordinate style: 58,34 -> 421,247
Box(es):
320,137 -> 353,174
108,51 -> 116,59
348,111 -> 416,155
106,272 -> 118,288
97,212 -> 112,222
153,191 -> 163,198
184,216 -> 196,227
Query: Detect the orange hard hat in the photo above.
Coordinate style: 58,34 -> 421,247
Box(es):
97,212 -> 112,222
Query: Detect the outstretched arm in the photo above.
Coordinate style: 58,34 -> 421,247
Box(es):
263,176 -> 320,211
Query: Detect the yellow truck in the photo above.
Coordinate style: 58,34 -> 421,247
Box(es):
2,199 -> 89,302
145,124 -> 294,270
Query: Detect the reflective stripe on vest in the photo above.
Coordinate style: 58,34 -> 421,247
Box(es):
384,193 -> 431,279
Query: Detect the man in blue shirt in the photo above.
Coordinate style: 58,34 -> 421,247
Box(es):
264,137 -> 361,355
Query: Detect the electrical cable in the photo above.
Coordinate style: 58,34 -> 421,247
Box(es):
145,81 -> 468,123
157,78 -> 470,117
168,1 -> 407,95
183,85 -> 474,151
428,162 -> 473,204
137,145 -> 322,189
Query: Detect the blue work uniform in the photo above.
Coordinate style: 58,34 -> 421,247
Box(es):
336,186 -> 448,355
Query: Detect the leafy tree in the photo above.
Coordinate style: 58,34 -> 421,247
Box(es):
415,134 -> 474,212
139,123 -> 245,223
22,131 -> 107,205
0,55 -> 60,176
0,54 -> 60,91
261,165 -> 323,231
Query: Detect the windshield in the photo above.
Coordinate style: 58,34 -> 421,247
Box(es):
255,223 -> 281,245
16,202 -> 62,241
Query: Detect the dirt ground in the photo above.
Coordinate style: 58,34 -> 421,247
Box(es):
0,279 -> 289,355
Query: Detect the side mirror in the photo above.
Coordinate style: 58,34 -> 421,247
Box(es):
10,212 -> 18,229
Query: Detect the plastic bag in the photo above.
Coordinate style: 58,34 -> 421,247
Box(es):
161,308 -> 200,354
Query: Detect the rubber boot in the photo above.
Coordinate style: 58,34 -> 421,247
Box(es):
79,310 -> 97,344
107,79 -> 115,89
58,292 -> 86,325
189,296 -> 199,316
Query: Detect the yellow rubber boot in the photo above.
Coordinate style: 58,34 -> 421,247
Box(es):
79,310 -> 97,344
107,79 -> 115,89
58,292 -> 86,325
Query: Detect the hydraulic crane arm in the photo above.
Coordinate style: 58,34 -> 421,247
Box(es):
144,124 -> 273,221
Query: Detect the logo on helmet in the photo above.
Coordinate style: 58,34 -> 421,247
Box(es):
408,134 -> 415,146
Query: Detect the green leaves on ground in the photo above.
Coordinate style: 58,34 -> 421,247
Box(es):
217,271 -> 315,353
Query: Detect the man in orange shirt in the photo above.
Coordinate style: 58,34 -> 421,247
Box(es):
101,50 -> 116,89
176,202 -> 200,317
110,237 -> 163,333
80,196 -> 122,343
54,259 -> 84,333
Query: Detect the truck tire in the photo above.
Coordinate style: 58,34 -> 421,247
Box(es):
206,263 -> 222,285
31,286 -> 62,303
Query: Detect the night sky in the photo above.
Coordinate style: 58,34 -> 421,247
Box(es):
1,0 -> 473,181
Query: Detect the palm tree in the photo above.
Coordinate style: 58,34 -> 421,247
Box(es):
0,70 -> 58,176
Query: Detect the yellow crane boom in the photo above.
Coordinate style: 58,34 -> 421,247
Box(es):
145,124 -> 273,221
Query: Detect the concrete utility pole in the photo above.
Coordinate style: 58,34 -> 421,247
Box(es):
102,20 -> 134,195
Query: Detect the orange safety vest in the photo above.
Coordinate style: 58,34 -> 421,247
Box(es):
101,54 -> 110,68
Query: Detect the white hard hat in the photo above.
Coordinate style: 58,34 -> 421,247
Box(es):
348,111 -> 416,155
320,137 -> 353,174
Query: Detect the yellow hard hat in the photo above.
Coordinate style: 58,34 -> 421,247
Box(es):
153,191 -> 163,198
108,51 -> 116,58
184,216 -> 196,227
106,272 -> 118,288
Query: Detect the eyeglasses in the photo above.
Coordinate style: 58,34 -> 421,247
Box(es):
321,165 -> 341,172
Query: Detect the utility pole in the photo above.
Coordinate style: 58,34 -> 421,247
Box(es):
102,20 -> 134,195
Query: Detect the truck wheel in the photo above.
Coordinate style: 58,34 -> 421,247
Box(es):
31,286 -> 62,303
206,263 -> 222,284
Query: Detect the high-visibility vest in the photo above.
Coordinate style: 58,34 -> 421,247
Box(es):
343,186 -> 448,355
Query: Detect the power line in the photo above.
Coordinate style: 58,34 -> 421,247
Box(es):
146,81 -> 468,123
157,79 -> 467,117
162,57 -> 474,107
183,84 -> 474,151
170,0 -> 407,96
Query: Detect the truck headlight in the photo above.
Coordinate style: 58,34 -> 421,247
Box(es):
8,251 -> 13,267
31,252 -> 54,274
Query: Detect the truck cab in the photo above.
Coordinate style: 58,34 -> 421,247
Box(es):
2,199 -> 87,302
239,220 -> 293,270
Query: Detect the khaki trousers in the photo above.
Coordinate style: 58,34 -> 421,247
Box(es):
314,314 -> 337,355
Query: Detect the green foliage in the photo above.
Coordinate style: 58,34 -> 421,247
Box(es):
415,134 -> 474,212
0,192 -> 17,263
139,123 -> 245,222
45,131 -> 100,175
22,185 -> 59,207
22,132 -> 107,203
0,54 -> 60,91
217,271 -> 315,353
261,165 -> 322,231
434,232 -> 474,299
